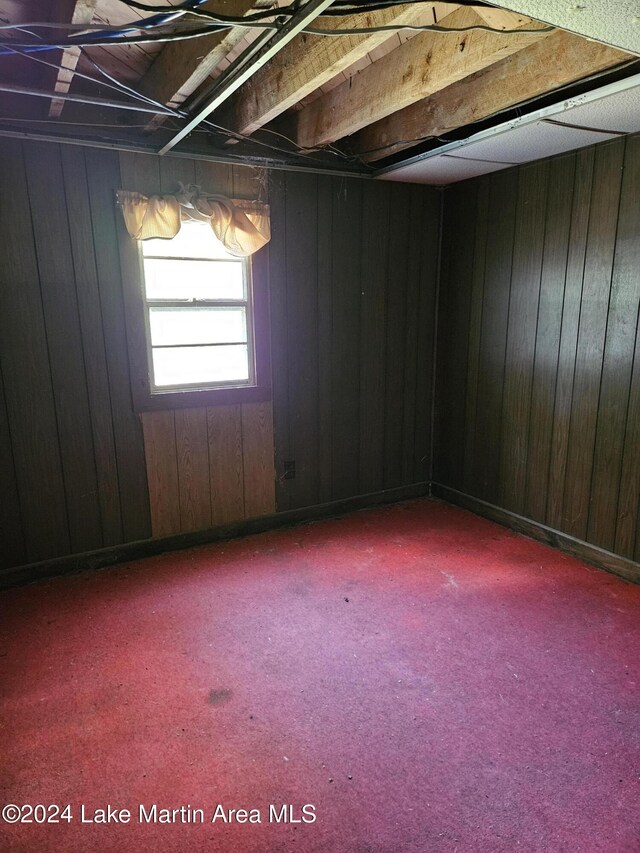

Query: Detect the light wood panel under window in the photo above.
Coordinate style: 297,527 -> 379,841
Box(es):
141,402 -> 275,537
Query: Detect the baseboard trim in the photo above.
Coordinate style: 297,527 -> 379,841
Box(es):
0,482 -> 430,590
431,483 -> 640,585
5,481 -> 637,591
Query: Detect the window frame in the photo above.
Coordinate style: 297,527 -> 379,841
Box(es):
120,217 -> 271,413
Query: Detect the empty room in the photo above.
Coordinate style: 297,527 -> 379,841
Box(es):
1,0 -> 640,850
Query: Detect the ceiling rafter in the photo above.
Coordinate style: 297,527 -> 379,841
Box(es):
49,0 -> 98,118
158,0 -> 337,154
0,0 -> 636,178
352,29 -> 633,161
136,0 -> 260,130
290,5 -> 553,148
215,2 -> 459,138
471,5 -> 532,30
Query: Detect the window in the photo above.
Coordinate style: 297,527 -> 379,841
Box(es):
125,218 -> 270,411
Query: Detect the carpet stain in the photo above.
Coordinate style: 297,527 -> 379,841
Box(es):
208,688 -> 232,706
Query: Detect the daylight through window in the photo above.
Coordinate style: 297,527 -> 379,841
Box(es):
141,221 -> 254,392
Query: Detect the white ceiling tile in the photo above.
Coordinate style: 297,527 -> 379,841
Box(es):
486,1 -> 640,55
382,154 -> 515,184
558,87 -> 640,133
450,120 -> 614,164
379,79 -> 640,185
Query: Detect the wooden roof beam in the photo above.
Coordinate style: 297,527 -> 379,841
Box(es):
352,30 -> 633,161
292,5 -> 553,149
216,3 -> 459,138
136,0 -> 259,128
48,0 -> 97,118
472,6 -> 534,30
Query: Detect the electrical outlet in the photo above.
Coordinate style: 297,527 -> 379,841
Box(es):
283,460 -> 296,480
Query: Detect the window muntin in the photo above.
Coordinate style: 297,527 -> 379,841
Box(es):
141,221 -> 254,393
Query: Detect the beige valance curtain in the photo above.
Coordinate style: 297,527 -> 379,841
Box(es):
117,183 -> 270,257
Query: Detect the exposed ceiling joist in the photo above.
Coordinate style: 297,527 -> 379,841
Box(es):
216,2 -> 459,138
292,5 -> 553,149
136,0 -> 258,128
158,0 -> 336,155
353,29 -> 633,161
49,0 -> 97,118
0,0 -> 635,177
472,5 -> 532,29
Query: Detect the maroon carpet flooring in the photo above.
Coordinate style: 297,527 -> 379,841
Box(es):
1,498 -> 639,852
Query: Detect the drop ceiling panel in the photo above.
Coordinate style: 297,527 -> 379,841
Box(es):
378,76 -> 640,185
450,121 -> 614,164
488,1 -> 640,56
553,87 -> 640,133
383,154 -> 512,184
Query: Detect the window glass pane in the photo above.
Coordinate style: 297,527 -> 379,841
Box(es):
152,344 -> 249,387
142,221 -> 231,260
143,258 -> 245,301
149,307 -> 246,346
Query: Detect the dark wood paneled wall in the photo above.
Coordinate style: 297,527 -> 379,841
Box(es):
0,139 -> 151,569
435,135 -> 640,564
269,172 -> 440,512
0,140 -> 440,576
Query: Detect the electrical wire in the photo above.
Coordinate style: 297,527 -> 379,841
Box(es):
0,0 -> 550,50
77,49 -> 332,165
0,24 -> 228,53
0,0 -> 565,168
20,17 -> 634,167
0,37 -> 360,166
0,0 -> 214,53
118,0 -> 250,10
0,116 -> 162,127
119,0 -> 492,16
0,0 -> 464,33
0,21 -> 181,30
0,43 -> 179,114
307,22 -> 553,34
0,0 -> 460,33
160,0 -> 490,22
197,108 -> 363,163
255,123 -> 360,161
88,51 -> 361,163
0,21 -> 553,52
0,102 -> 361,165
80,47 -> 186,114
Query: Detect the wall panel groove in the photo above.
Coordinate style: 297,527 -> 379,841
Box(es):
472,169 -> 517,504
588,135 -> 640,551
561,139 -> 625,541
85,146 -> 152,542
62,146 -> 124,546
24,142 -> 103,553
546,147 -> 594,530
524,154 -> 575,524
499,160 -> 549,515
0,140 -> 70,562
